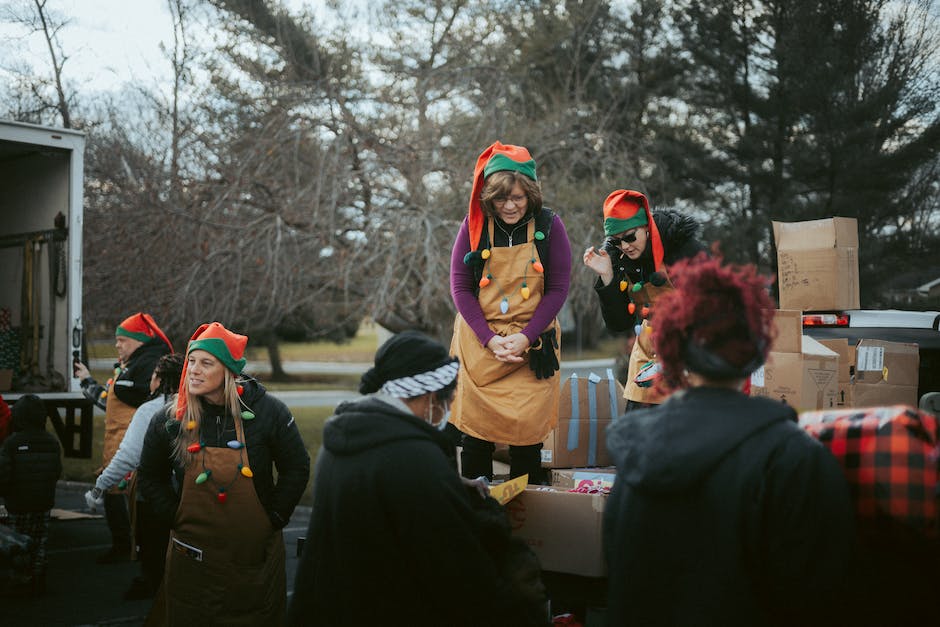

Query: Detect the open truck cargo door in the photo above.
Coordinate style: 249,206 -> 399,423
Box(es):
0,119 -> 92,457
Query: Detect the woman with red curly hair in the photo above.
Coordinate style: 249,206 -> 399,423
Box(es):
603,256 -> 856,627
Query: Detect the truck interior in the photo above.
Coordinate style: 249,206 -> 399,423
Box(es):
1,127 -> 92,457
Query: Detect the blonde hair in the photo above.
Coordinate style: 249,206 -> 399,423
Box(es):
171,368 -> 244,467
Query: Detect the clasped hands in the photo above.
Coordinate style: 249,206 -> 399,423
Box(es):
487,332 -> 530,363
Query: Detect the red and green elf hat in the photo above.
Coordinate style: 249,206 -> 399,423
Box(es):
603,189 -> 665,271
175,322 -> 248,419
115,313 -> 174,352
467,141 -> 538,251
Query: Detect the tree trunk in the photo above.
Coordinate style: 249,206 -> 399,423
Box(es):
266,336 -> 292,381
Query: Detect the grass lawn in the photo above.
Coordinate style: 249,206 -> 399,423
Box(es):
62,405 -> 334,508
86,320 -> 625,367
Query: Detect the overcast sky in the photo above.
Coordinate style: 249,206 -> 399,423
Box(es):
0,1 -> 341,96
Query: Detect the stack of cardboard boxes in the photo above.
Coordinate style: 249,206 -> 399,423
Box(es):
508,216 -> 922,592
750,217 -> 920,410
508,371 -> 621,578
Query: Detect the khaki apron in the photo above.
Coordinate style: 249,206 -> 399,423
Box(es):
101,374 -> 137,495
148,415 -> 286,626
624,275 -> 674,405
451,218 -> 560,445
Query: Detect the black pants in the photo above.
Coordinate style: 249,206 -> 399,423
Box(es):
460,433 -> 544,484
104,492 -> 131,550
135,499 -> 170,591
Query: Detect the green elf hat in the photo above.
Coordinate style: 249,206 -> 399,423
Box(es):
602,189 -> 665,271
175,322 -> 248,419
467,141 -> 538,251
115,313 -> 174,352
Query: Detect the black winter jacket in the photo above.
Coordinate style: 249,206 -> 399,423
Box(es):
289,396 -> 547,627
596,209 -> 705,334
604,387 -> 856,627
81,337 -> 171,410
0,410 -> 62,513
136,378 -> 310,529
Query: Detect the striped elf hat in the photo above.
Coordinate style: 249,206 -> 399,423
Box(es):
467,141 -> 538,251
602,189 -> 665,271
174,322 -> 248,419
115,313 -> 174,352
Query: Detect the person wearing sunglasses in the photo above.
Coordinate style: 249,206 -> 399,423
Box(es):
583,189 -> 704,410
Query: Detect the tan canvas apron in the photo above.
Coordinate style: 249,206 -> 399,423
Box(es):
147,415 -> 286,626
624,275 -> 674,405
101,377 -> 137,495
451,218 -> 560,445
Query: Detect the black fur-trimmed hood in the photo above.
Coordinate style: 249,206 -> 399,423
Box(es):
652,210 -> 705,264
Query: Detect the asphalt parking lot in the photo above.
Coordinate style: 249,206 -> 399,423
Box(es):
1,481 -> 311,627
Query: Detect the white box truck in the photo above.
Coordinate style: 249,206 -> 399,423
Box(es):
0,119 -> 92,457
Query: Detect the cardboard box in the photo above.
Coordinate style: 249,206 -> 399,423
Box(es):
750,322 -> 840,412
0,368 -> 11,392
506,486 -> 607,577
550,467 -> 616,491
817,338 -> 856,407
542,371 -> 625,468
853,339 -> 919,407
772,309 -> 803,352
773,217 -> 860,311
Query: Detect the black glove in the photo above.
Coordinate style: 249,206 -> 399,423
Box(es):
528,329 -> 560,380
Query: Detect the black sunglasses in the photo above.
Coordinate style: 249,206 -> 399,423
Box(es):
606,230 -> 641,247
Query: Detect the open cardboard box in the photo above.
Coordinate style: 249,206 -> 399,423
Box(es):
773,217 -> 860,311
749,310 -> 840,412
506,486 -> 608,577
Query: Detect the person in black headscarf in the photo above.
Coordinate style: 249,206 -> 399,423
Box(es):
288,330 -> 549,627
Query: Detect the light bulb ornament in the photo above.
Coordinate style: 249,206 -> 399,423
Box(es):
477,240 -> 543,314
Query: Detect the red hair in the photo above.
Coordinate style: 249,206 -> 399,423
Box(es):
652,254 -> 776,391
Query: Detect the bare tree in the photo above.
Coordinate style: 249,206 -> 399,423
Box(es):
1,0 -> 77,127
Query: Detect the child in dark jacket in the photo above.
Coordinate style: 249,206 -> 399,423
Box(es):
0,394 -> 63,596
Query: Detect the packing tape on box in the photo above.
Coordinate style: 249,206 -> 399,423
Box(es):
567,374 -> 580,451
567,371 -> 618,466
588,375 -> 598,466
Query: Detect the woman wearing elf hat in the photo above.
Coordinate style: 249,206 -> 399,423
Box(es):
583,190 -> 704,409
74,312 -> 173,563
450,141 -> 571,484
137,322 -> 310,625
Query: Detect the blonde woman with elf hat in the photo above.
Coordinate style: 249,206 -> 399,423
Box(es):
137,322 -> 310,626
450,141 -> 572,484
583,190 -> 704,410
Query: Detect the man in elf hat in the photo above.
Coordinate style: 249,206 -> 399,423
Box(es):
74,312 -> 173,563
137,322 -> 309,625
449,141 -> 571,483
583,190 -> 704,409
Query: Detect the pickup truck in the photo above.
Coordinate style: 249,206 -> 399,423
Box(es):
802,309 -> 940,402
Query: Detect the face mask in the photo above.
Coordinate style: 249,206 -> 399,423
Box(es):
427,396 -> 451,431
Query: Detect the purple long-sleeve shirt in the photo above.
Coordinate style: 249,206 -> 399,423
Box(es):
450,214 -> 572,347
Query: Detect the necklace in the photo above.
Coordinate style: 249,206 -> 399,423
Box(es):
189,412 -> 253,504
478,241 -> 545,314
